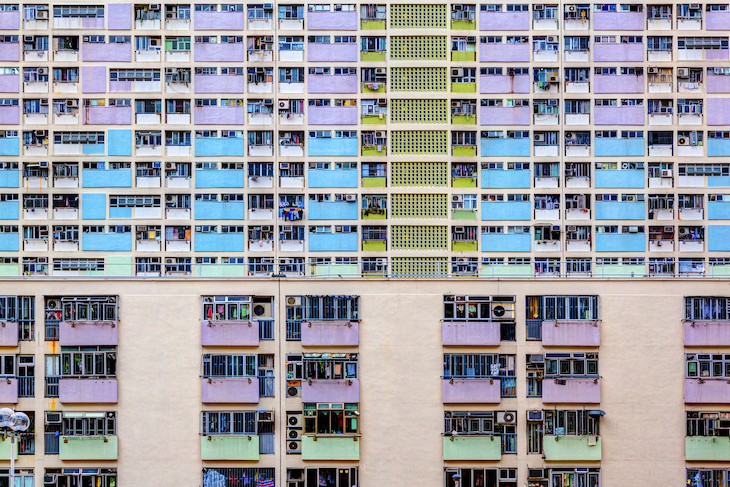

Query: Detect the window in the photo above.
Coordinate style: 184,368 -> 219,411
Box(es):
304,295 -> 358,321
0,296 -> 33,341
61,347 -> 116,378
685,297 -> 730,321
687,353 -> 730,378
526,295 -> 600,321
200,411 -> 272,435
444,468 -> 518,487
545,352 -> 599,377
444,411 -> 517,454
303,353 -> 358,379
303,403 -> 359,434
443,295 -> 515,321
202,296 -> 261,321
60,411 -> 116,436
59,296 -> 117,322
443,353 -> 516,378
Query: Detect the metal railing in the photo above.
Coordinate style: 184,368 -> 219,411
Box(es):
501,376 -> 517,397
45,376 -> 59,397
258,320 -> 274,340
18,434 -> 34,454
5,260 -> 730,279
258,377 -> 275,397
527,378 -> 543,398
527,320 -> 543,340
44,432 -> 59,455
501,433 -> 517,454
286,319 -> 302,340
259,433 -> 275,454
18,377 -> 33,397
45,319 -> 59,341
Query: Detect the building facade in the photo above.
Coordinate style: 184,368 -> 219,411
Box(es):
0,0 -> 725,486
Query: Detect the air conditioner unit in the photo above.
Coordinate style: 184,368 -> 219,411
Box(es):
534,133 -> 546,142
549,75 -> 559,82
452,101 -> 462,108
528,410 -> 544,421
165,195 -> 175,203
287,413 -> 302,426
491,302 -> 515,319
534,4 -> 544,10
452,68 -> 464,77
680,227 -> 690,235
661,169 -> 673,178
456,258 -> 468,263
35,130 -> 46,137
377,98 -> 387,106
288,470 -> 304,482
375,131 -> 385,138
374,68 -> 386,75
252,302 -> 272,319
621,162 -> 631,169
287,440 -> 301,454
678,137 -> 689,146
567,225 -> 577,232
690,3 -> 700,8
546,35 -> 558,43
454,226 -> 465,233
39,161 -> 48,167
166,67 -> 178,75
40,99 -> 48,106
565,5 -> 576,12
664,226 -> 674,233
36,10 -> 48,19
279,100 -> 290,109
24,36 -> 34,42
497,412 -> 516,424
165,162 -> 177,170
677,68 -> 690,78
376,258 -> 386,264
647,67 -> 659,74
466,36 -> 476,43
45,411 -> 61,423
286,296 -> 302,307
566,132 -> 576,139
452,195 -> 463,203
138,225 -> 147,232
345,194 -> 357,202
149,4 -> 161,10
335,225 -> 343,232
66,99 -> 78,108
37,68 -> 47,75
280,163 -> 290,170
165,258 -> 175,264
46,299 -> 58,309
629,226 -> 639,233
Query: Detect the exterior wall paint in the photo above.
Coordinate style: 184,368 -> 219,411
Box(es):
594,75 -> 644,93
194,106 -> 245,125
479,11 -> 530,30
308,168 -> 358,187
594,106 -> 644,125
81,43 -> 132,62
480,106 -> 530,125
594,169 -> 645,188
307,43 -> 358,62
193,11 -> 245,30
107,4 -> 131,30
593,11 -> 644,30
481,201 -> 531,220
595,233 -> 645,252
308,106 -> 358,125
307,11 -> 358,30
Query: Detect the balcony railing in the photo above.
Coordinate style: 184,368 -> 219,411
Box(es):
259,432 -> 275,454
286,319 -> 302,340
44,432 -> 59,455
527,320 -> 542,340
45,376 -> 59,397
18,377 -> 33,397
501,376 -> 517,397
258,319 -> 274,340
2,260 -> 730,279
45,318 -> 60,341
501,433 -> 517,454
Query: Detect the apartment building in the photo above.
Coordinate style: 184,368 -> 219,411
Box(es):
0,0 -> 723,486
0,280 -> 722,487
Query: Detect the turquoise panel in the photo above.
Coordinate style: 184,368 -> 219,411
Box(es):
81,194 -> 106,220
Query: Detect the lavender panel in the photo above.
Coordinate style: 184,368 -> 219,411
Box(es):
83,106 -> 131,125
442,322 -> 500,346
307,44 -> 359,62
480,106 -> 530,125
59,321 -> 118,346
685,378 -> 730,404
301,321 -> 359,346
200,321 -> 259,347
307,74 -> 358,94
302,379 -> 360,402
194,105 -> 246,124
307,11 -> 358,30
542,321 -> 601,347
443,379 -> 501,404
194,11 -> 245,30
308,106 -> 358,125
107,4 -> 132,30
59,379 -> 118,403
81,66 -> 106,93
594,105 -> 644,125
201,378 -> 260,404
543,379 -> 601,404
193,75 -> 245,94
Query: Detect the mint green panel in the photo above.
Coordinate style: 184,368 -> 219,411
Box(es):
107,256 -> 132,277
201,436 -> 260,461
443,436 -> 501,461
543,436 -> 601,461
59,436 -> 118,460
685,437 -> 730,461
301,436 -> 360,461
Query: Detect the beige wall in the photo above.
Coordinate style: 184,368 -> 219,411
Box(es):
6,277 -> 715,486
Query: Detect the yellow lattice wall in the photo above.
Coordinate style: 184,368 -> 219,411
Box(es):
390,67 -> 447,92
391,226 -> 449,250
391,99 -> 448,124
391,162 -> 448,187
391,257 -> 449,276
390,36 -> 447,60
392,194 -> 448,219
391,130 -> 448,155
389,4 -> 447,29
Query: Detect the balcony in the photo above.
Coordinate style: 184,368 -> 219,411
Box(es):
542,378 -> 601,404
595,233 -> 645,252
686,437 -> 730,461
201,321 -> 259,347
541,321 -> 600,346
595,201 -> 644,220
480,74 -> 530,94
481,233 -> 531,252
301,321 -> 358,346
59,436 -> 118,460
543,436 -> 602,461
442,321 -> 500,346
200,435 -> 259,461
686,378 -> 730,403
307,11 -> 358,30
481,201 -> 530,221
685,321 -> 730,346
443,435 -> 501,461
201,377 -> 259,404
302,379 -> 359,403
301,435 -> 360,461
59,379 -> 117,403
443,378 -> 501,404
59,320 -> 117,346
